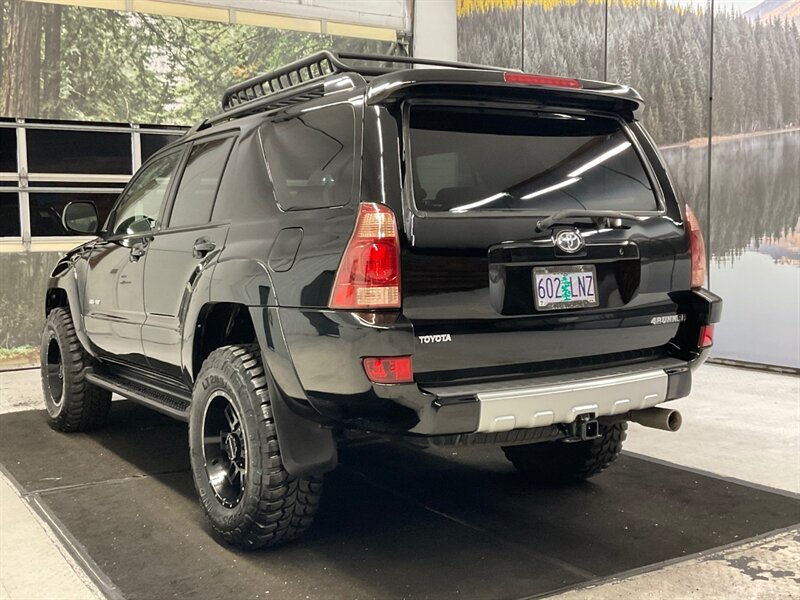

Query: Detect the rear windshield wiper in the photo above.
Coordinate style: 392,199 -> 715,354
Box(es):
535,209 -> 639,232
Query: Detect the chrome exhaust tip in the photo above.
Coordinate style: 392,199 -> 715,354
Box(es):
629,407 -> 682,432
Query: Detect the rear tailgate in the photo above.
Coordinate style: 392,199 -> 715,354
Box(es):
398,102 -> 690,383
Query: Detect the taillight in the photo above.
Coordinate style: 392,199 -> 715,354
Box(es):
685,204 -> 706,289
363,356 -> 413,384
699,324 -> 714,349
503,72 -> 582,89
329,202 -> 401,309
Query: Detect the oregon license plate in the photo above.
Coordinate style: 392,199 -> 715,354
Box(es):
533,265 -> 599,311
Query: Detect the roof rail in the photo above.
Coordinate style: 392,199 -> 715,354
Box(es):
220,50 -> 507,113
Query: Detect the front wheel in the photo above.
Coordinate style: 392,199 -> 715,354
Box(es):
188,345 -> 322,550
502,422 -> 627,485
41,307 -> 111,432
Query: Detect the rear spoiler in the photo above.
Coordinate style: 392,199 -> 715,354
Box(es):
367,69 -> 645,119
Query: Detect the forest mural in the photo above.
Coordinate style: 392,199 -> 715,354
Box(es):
458,0 -> 800,145
0,0 -> 396,124
459,0 -> 800,367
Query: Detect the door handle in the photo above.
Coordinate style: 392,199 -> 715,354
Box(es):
192,238 -> 216,258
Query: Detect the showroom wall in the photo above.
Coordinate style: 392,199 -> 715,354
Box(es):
458,0 -> 800,368
0,0 -> 399,353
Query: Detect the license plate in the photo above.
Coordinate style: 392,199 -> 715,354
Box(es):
533,265 -> 598,311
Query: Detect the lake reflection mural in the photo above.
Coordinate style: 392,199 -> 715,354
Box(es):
459,0 -> 800,367
668,132 -> 799,368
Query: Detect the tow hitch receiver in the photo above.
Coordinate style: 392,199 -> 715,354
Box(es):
566,414 -> 601,442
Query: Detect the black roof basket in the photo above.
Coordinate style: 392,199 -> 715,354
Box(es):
220,50 -> 506,113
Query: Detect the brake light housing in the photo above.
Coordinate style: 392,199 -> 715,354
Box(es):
329,202 -> 401,309
503,72 -> 582,89
363,356 -> 413,384
685,204 -> 706,289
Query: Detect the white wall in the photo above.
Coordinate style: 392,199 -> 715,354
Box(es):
413,0 -> 457,61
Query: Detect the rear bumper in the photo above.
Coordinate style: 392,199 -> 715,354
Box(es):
418,358 -> 689,435
272,288 -> 721,437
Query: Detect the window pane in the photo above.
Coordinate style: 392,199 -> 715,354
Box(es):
141,133 -> 182,163
0,129 -> 16,172
29,193 -> 118,236
261,104 -> 356,210
409,106 -> 658,214
110,151 -> 182,235
27,129 -> 132,175
0,194 -> 20,237
169,137 -> 234,228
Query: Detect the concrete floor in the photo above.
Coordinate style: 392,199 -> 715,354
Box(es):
553,528 -> 800,600
0,364 -> 798,599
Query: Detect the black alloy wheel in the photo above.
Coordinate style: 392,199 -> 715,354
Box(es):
202,392 -> 248,508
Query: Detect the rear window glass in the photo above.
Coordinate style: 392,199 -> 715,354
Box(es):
409,106 -> 658,214
261,104 -> 356,210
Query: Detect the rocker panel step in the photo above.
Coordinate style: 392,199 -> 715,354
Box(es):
85,371 -> 191,421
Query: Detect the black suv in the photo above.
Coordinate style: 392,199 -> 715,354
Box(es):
42,51 -> 721,550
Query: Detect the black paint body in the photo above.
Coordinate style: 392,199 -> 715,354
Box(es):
45,67 -> 722,474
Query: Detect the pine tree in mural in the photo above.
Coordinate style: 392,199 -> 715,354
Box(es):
1,0 -> 43,117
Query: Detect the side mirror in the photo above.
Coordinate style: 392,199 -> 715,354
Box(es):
62,202 -> 99,235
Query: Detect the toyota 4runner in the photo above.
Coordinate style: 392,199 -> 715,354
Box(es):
42,51 -> 722,550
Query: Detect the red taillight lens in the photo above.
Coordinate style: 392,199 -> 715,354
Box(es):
699,324 -> 714,349
685,204 -> 706,289
330,202 -> 401,309
503,71 -> 582,89
363,356 -> 413,384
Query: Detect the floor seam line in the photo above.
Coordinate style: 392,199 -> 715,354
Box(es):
30,468 -> 191,496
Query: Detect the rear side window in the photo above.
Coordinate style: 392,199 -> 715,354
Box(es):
409,106 -> 658,214
168,137 -> 235,228
261,104 -> 356,210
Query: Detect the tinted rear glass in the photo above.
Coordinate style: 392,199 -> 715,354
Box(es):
261,104 -> 356,210
409,106 -> 658,214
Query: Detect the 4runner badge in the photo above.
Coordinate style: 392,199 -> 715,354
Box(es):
554,230 -> 585,254
650,314 -> 687,325
418,334 -> 452,344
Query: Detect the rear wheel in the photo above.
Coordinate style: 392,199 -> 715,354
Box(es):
189,345 -> 322,550
40,307 -> 111,432
502,422 -> 627,485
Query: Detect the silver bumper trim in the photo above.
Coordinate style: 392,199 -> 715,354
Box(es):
475,368 -> 670,434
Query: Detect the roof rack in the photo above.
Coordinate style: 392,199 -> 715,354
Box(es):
220,50 -> 506,113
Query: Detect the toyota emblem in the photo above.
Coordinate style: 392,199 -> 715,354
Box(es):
554,230 -> 585,253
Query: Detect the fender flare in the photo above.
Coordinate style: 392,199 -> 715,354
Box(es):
46,260 -> 96,357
